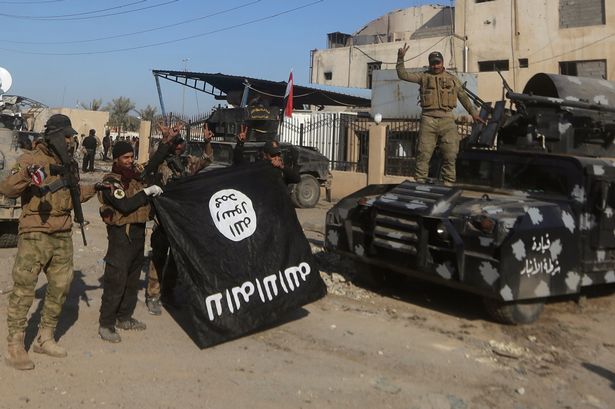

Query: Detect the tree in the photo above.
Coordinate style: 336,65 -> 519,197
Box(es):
136,105 -> 159,124
80,98 -> 103,111
104,96 -> 136,135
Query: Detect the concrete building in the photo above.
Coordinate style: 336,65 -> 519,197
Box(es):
310,0 -> 614,103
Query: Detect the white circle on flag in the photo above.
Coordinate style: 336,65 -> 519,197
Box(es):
209,189 -> 257,242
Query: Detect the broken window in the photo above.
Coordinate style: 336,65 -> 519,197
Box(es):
559,60 -> 606,79
478,60 -> 509,72
559,0 -> 605,28
366,61 -> 381,89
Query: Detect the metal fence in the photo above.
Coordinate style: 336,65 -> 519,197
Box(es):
279,112 -> 371,172
384,119 -> 473,177
148,110 -> 472,177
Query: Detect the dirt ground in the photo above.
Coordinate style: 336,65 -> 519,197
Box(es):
0,160 -> 614,409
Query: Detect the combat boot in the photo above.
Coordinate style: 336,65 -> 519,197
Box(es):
33,327 -> 67,358
5,332 -> 35,370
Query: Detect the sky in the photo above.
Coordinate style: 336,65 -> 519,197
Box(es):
0,0 -> 437,117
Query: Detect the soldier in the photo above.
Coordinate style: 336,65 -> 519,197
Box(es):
396,44 -> 485,184
102,129 -> 111,161
233,126 -> 300,185
97,140 -> 165,343
0,114 -> 100,370
144,122 -> 214,315
82,129 -> 98,172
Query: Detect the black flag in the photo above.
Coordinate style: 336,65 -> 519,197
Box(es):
153,162 -> 326,348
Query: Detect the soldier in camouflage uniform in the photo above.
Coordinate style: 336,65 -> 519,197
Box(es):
397,44 -> 485,184
0,114 -> 99,370
145,122 -> 214,315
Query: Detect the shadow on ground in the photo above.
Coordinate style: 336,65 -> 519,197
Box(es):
25,270 -> 99,348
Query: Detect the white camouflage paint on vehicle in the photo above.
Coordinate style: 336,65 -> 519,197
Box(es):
512,239 -> 526,261
565,271 -> 581,290
500,285 -> 513,301
561,210 -> 576,233
327,230 -> 339,246
479,261 -> 499,285
436,263 -> 453,279
354,244 -> 364,256
534,281 -> 550,297
479,237 -> 494,247
526,207 -> 544,225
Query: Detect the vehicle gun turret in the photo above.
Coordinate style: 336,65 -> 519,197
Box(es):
467,73 -> 615,156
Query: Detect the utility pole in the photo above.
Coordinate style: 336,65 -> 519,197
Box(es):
181,58 -> 189,116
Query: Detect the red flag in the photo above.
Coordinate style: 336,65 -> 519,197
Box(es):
284,70 -> 293,118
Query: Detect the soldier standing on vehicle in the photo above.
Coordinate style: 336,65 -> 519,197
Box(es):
144,122 -> 214,315
97,141 -> 165,343
396,44 -> 485,184
82,129 -> 99,172
0,114 -> 101,370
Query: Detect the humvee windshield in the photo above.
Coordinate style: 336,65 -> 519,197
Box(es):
457,156 -> 578,197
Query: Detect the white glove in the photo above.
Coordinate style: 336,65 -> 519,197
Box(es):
143,185 -> 163,197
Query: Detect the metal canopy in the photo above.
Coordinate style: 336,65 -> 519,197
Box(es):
152,70 -> 371,109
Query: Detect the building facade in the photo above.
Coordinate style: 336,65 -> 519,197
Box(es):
310,0 -> 614,103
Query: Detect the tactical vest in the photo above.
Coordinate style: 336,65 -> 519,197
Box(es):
97,172 -> 150,226
419,72 -> 458,111
157,154 -> 206,186
21,145 -> 74,219
158,155 -> 190,186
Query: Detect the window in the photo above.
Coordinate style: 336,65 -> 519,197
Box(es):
560,0 -> 605,28
366,61 -> 381,89
559,60 -> 606,79
478,60 -> 509,72
518,58 -> 528,68
476,0 -> 496,3
324,71 -> 332,81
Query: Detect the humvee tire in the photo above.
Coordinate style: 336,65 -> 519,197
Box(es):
0,222 -> 18,248
291,174 -> 320,208
483,298 -> 545,325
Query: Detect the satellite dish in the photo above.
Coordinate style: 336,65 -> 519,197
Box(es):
0,67 -> 13,94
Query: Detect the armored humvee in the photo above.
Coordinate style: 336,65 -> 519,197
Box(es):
188,105 -> 332,208
0,95 -> 46,247
325,73 -> 615,324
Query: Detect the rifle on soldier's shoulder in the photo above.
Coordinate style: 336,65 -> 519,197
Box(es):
47,141 -> 88,246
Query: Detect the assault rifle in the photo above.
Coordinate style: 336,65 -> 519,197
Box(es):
47,138 -> 88,246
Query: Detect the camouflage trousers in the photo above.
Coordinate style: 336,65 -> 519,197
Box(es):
414,115 -> 460,184
7,231 -> 74,337
146,225 -> 176,299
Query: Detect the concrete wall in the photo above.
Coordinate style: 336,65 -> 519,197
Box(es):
311,0 -> 615,103
329,124 -> 411,200
456,0 -> 615,101
330,170 -> 368,199
33,108 -> 110,141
